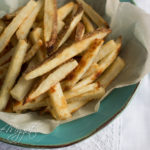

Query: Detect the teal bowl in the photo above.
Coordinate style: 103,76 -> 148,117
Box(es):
0,0 -> 137,148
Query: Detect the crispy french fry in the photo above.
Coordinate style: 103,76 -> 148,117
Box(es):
72,47 -> 120,90
0,20 -> 6,34
82,14 -> 94,33
26,59 -> 78,102
0,47 -> 14,66
67,87 -> 105,113
13,98 -> 48,113
25,28 -> 111,80
0,63 -> 9,79
64,82 -> 100,100
72,4 -> 78,16
0,40 -> 28,110
0,0 -> 37,54
75,22 -> 85,41
58,2 -> 74,20
23,39 -> 43,63
95,37 -> 122,63
98,57 -> 125,88
10,58 -> 39,101
16,0 -> 43,40
76,0 -> 108,28
81,63 -> 99,79
47,82 -> 71,120
2,6 -> 23,20
57,20 -> 65,33
51,5 -> 84,53
29,27 -> 43,44
44,0 -> 57,47
36,4 -> 44,21
64,39 -> 103,89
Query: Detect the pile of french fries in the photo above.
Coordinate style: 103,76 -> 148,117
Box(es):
0,0 -> 125,120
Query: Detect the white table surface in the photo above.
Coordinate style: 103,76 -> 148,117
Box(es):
0,0 -> 150,149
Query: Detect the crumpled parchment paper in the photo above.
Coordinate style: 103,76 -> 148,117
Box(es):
0,0 -> 150,134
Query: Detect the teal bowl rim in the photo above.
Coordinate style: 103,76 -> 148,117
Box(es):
0,83 -> 139,148
0,0 -> 137,148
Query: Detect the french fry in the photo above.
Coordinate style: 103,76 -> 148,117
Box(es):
16,0 -> 43,40
98,57 -> 125,88
0,0 -> 37,54
29,27 -> 43,44
23,39 -> 43,63
95,37 -> 122,63
64,82 -> 100,100
0,19 -> 6,34
76,0 -> 108,28
2,6 -> 23,20
57,20 -> 65,33
82,14 -> 94,33
51,5 -> 84,53
81,63 -> 99,79
26,59 -> 78,102
58,2 -> 74,20
72,4 -> 78,16
44,0 -> 57,47
0,63 -> 9,79
75,22 -> 85,41
25,28 -> 111,80
0,47 -> 14,66
13,98 -> 48,113
72,47 -> 120,90
0,40 -> 28,110
67,87 -> 105,113
47,82 -> 71,120
63,39 -> 103,89
10,58 -> 39,101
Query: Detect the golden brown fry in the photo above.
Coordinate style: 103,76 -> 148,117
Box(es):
57,20 -> 65,33
25,28 -> 111,80
51,5 -> 84,53
64,39 -> 103,89
67,87 -> 105,113
29,27 -> 43,44
13,98 -> 48,113
16,0 -> 43,40
82,14 -> 94,33
0,63 -> 9,79
98,57 -> 125,88
10,58 -> 39,101
47,82 -> 71,120
0,47 -> 14,66
0,0 -> 37,54
58,2 -> 74,20
64,82 -> 100,100
72,47 -> 120,90
26,59 -> 78,102
75,22 -> 85,41
76,0 -> 108,28
81,63 -> 99,79
0,40 -> 28,110
95,37 -> 122,63
44,0 -> 57,47
23,39 -> 43,63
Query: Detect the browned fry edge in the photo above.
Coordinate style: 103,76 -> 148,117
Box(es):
45,0 -> 58,48
48,4 -> 83,55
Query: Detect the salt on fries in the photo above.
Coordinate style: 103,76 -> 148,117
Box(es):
0,0 -> 125,121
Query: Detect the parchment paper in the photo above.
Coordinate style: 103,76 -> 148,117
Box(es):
0,0 -> 150,134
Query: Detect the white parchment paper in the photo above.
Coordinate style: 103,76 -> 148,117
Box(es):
0,0 -> 150,134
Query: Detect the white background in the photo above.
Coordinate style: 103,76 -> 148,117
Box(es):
0,0 -> 150,149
